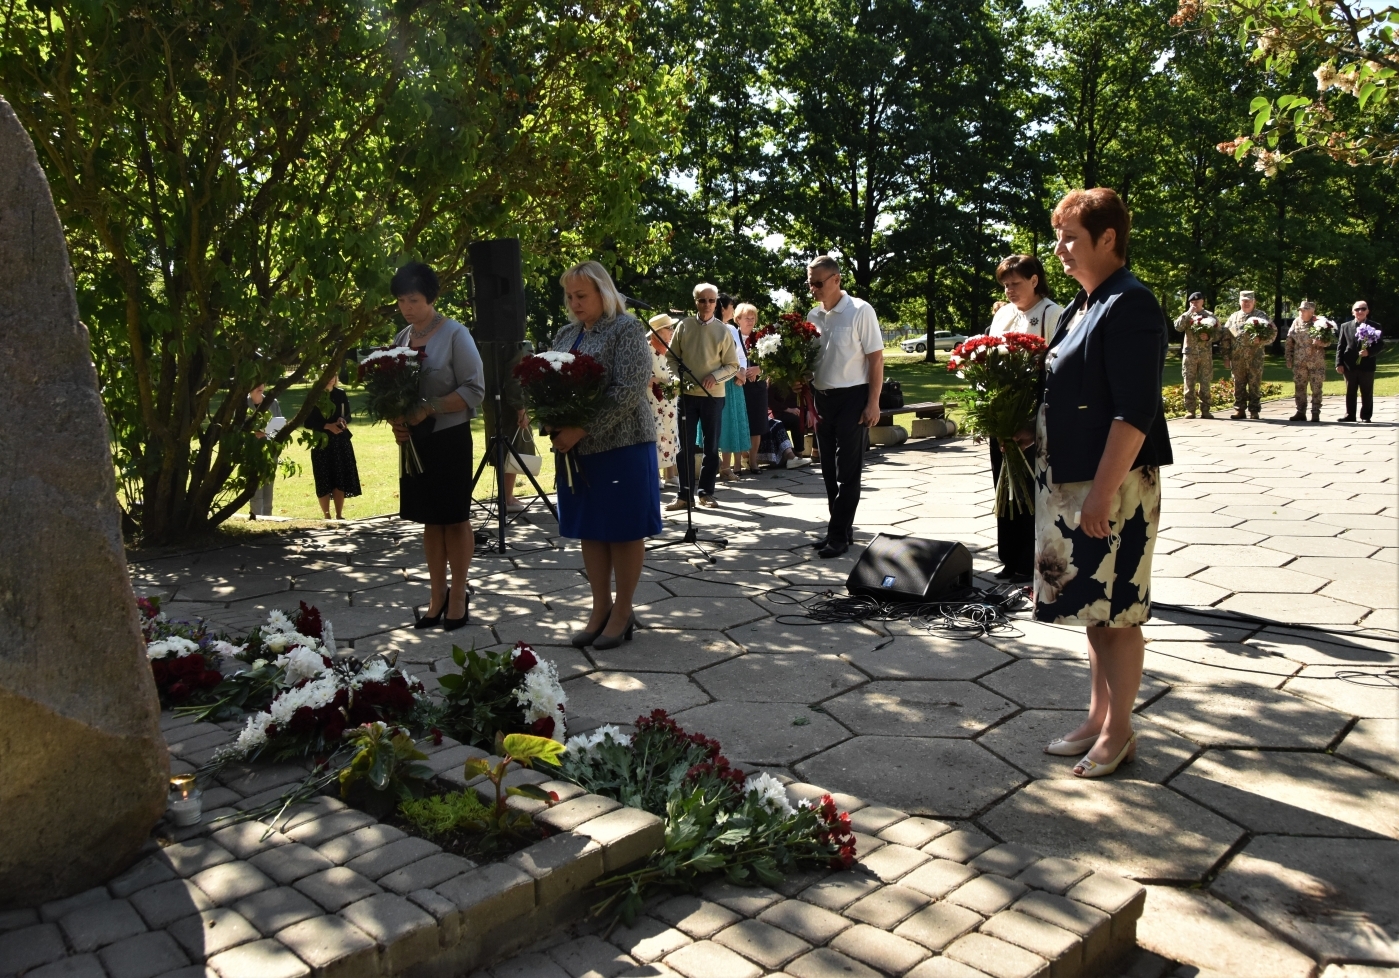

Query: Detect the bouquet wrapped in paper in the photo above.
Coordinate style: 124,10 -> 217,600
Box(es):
358,346 -> 427,475
513,351 -> 610,487
947,331 -> 1049,517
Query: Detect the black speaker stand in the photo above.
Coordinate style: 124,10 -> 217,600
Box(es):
470,348 -> 557,555
644,323 -> 726,564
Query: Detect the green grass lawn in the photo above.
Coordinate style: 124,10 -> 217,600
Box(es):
259,345 -> 1397,521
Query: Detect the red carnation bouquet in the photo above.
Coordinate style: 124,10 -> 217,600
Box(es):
751,312 -> 822,435
947,331 -> 1049,517
358,345 -> 427,475
513,351 -> 610,487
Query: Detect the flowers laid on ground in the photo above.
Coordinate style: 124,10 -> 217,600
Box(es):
139,597 -> 238,706
750,313 -> 820,396
421,642 -> 568,748
947,331 -> 1049,517
1356,323 -> 1383,355
514,351 -> 610,486
1162,380 -> 1283,417
359,345 -> 427,475
554,710 -> 856,922
1306,317 -> 1336,343
1239,315 -> 1275,341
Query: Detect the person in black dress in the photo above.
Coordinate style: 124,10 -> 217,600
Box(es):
388,262 -> 486,630
306,371 -> 361,519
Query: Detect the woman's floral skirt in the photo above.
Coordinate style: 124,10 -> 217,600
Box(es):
1032,412 -> 1160,627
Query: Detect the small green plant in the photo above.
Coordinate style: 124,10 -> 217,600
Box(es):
464,732 -> 566,836
398,790 -> 491,839
419,643 -> 567,748
339,722 -> 433,804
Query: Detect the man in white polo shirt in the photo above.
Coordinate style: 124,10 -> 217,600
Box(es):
803,256 -> 884,557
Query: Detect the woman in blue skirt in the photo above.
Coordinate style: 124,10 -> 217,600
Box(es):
715,294 -> 751,479
548,261 -> 663,651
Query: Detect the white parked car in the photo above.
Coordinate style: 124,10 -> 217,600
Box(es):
900,330 -> 967,353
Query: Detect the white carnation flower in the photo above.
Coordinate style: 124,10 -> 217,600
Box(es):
514,659 -> 567,741
565,724 -> 626,755
537,351 -> 576,371
277,645 -> 330,685
210,640 -> 244,658
265,610 -> 296,634
360,346 -> 418,365
356,658 -> 393,685
145,636 -> 200,660
755,334 -> 782,358
744,772 -> 795,816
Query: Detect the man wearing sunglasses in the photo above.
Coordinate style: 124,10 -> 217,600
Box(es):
801,256 -> 885,557
666,282 -> 740,509
1336,301 -> 1385,422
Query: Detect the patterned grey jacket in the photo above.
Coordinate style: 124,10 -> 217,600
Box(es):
550,313 -> 657,456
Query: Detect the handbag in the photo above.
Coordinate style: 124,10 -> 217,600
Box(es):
498,429 -> 542,476
879,379 -> 904,409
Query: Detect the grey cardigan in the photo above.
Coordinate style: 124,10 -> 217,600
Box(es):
394,319 -> 485,432
550,313 -> 656,456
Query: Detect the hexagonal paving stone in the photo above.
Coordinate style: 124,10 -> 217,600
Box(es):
671,701 -> 850,765
796,737 -> 1025,818
202,593 -> 349,634
980,658 -> 1168,710
1166,545 -> 1292,567
350,625 -> 500,664
562,672 -> 710,724
727,619 -> 887,656
976,711 -> 1197,783
694,654 -> 866,703
636,596 -> 768,632
822,681 -> 1016,738
844,635 -> 1013,681
290,567 -> 408,593
1171,750 -> 1399,839
1259,536 -> 1380,559
584,628 -> 744,674
1141,641 -> 1301,688
1150,577 -> 1233,607
1337,718 -> 1399,779
980,779 -> 1243,882
472,568 -> 588,594
1212,836 -> 1399,965
1142,684 -> 1350,748
1217,592 -> 1370,626
1192,566 -> 1329,594
1135,885 -> 1317,978
1320,578 -> 1399,609
979,620 -> 1087,659
1285,665 -> 1399,718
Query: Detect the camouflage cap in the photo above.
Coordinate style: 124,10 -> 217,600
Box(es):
1298,299 -> 1316,310
1239,290 -> 1256,300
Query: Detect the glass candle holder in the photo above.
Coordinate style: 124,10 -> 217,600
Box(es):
168,774 -> 203,827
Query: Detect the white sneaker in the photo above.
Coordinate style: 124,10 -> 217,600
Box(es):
785,456 -> 812,469
504,499 -> 528,513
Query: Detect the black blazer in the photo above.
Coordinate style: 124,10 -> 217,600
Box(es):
1039,267 -> 1173,484
1336,319 -> 1384,373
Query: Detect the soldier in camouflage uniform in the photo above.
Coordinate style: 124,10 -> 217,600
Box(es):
1173,291 -> 1218,418
1220,290 -> 1277,419
1284,299 -> 1330,422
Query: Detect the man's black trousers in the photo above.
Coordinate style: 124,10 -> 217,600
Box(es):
678,393 -> 723,500
1345,369 -> 1375,421
813,384 -> 869,543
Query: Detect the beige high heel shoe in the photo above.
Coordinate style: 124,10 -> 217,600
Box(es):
1044,733 -> 1099,756
1073,732 -> 1136,778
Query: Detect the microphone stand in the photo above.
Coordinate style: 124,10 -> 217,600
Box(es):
645,319 -> 727,563
470,340 -> 558,554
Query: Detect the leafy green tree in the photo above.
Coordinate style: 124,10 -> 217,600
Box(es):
0,0 -> 679,543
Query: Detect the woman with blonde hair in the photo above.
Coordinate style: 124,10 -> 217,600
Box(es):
548,261 -> 662,650
647,313 -> 681,486
734,302 -> 768,473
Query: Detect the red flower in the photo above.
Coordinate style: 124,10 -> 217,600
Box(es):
431,727 -> 444,746
531,716 -> 556,738
296,602 -> 323,640
513,643 -> 538,672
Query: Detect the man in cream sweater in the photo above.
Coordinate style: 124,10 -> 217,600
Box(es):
667,282 -> 740,510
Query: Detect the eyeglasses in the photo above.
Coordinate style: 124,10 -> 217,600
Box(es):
807,277 -> 831,290
695,296 -> 716,304
1354,306 -> 1368,311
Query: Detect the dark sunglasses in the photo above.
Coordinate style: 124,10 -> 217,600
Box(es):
807,277 -> 832,290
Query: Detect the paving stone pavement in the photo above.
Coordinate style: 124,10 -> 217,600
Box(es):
108,393 -> 1398,978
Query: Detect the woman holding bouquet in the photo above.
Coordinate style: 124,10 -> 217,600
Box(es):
735,303 -> 768,474
389,262 -> 485,630
550,261 -> 662,650
715,294 -> 751,481
1025,188 -> 1172,778
987,254 -> 1063,582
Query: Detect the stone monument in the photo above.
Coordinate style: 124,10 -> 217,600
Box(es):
0,97 -> 168,906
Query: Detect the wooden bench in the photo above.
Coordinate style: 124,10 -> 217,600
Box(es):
876,400 -> 945,426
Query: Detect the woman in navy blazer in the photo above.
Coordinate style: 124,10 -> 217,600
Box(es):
1021,188 -> 1172,778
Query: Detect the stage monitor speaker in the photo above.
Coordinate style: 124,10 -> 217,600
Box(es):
469,238 -> 526,345
846,534 -> 973,603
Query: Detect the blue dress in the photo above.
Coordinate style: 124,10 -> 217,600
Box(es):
557,443 -> 663,542
717,378 -> 751,452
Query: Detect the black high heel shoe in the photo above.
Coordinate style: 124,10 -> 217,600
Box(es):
443,592 -> 470,631
414,594 -> 447,629
591,613 -> 637,651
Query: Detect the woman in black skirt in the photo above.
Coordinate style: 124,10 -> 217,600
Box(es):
307,371 -> 362,519
388,262 -> 485,630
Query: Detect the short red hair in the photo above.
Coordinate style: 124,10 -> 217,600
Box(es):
1052,188 -> 1130,259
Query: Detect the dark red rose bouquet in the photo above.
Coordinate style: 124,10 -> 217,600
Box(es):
420,641 -> 568,749
750,312 -> 820,395
513,351 -> 610,486
947,331 -> 1049,517
359,345 -> 427,475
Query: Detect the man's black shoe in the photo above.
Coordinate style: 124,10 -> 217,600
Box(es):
1009,572 -> 1032,584
993,567 -> 1015,580
818,540 -> 850,558
1337,416 -> 1356,423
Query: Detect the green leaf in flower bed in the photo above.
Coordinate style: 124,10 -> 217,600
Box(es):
415,643 -> 566,749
